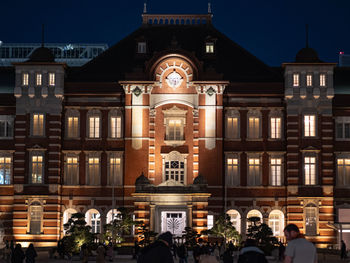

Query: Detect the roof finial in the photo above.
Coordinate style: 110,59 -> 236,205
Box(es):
305,24 -> 309,48
208,1 -> 212,14
41,24 -> 45,47
143,2 -> 147,14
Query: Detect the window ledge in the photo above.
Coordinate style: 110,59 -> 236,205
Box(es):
164,140 -> 186,147
246,138 -> 263,141
335,138 -> 350,141
0,137 -> 13,140
267,138 -> 283,141
107,138 -> 124,141
225,138 -> 241,141
65,137 -> 81,140
86,138 -> 102,141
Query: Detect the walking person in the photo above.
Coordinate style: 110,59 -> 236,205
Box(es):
222,249 -> 233,263
80,244 -> 89,263
25,244 -> 37,263
4,240 -> 11,263
283,224 -> 317,263
177,243 -> 187,263
237,239 -> 268,263
96,244 -> 106,263
12,244 -> 25,263
106,243 -> 114,262
199,247 -> 218,263
341,240 -> 347,260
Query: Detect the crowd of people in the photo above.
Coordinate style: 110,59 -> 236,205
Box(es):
2,241 -> 37,263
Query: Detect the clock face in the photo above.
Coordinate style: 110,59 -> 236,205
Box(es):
166,71 -> 183,88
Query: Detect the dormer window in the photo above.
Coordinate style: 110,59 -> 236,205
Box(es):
36,73 -> 42,86
320,74 -> 326,87
137,42 -> 147,54
49,73 -> 55,86
206,42 -> 214,53
306,74 -> 313,86
293,73 -> 299,87
22,73 -> 29,86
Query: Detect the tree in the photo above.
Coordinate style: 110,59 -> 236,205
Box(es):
137,223 -> 158,247
246,216 -> 278,255
182,227 -> 200,248
61,212 -> 96,254
202,214 -> 241,245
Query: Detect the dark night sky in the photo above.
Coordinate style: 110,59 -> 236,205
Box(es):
1,0 -> 349,66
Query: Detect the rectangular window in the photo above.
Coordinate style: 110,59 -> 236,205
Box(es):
206,43 -> 214,53
293,73 -> 299,87
88,157 -> 100,185
337,159 -> 350,186
305,206 -> 317,236
49,73 -> 55,86
320,74 -> 326,87
91,213 -> 101,233
304,115 -> 316,137
165,160 -> 185,184
248,117 -> 260,139
226,158 -> 239,186
89,116 -> 100,138
270,158 -> 282,186
137,42 -> 146,53
65,157 -> 79,185
248,158 -> 261,186
31,155 -> 43,184
110,116 -> 122,138
0,157 -> 11,185
167,120 -> 183,141
0,117 -> 14,138
304,157 -> 316,185
336,119 -> 350,139
207,215 -> 214,230
306,74 -> 313,86
67,116 -> 79,138
270,117 -> 281,139
32,114 -> 44,136
36,73 -> 42,86
22,73 -> 29,86
226,117 -> 239,139
30,206 -> 42,234
109,157 -> 122,186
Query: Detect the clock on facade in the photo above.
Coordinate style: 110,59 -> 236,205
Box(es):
166,70 -> 183,88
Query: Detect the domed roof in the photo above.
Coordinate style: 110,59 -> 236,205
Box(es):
28,47 -> 55,62
295,47 -> 322,63
135,172 -> 150,186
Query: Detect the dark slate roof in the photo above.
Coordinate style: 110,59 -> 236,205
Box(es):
334,67 -> 350,94
68,24 -> 282,85
295,47 -> 322,63
0,67 -> 15,93
27,47 -> 55,62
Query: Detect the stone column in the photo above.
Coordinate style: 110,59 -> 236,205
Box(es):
150,204 -> 156,231
187,204 -> 193,227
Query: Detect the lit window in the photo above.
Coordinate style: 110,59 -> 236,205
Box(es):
108,156 -> 122,186
165,160 -> 185,184
268,210 -> 284,237
67,116 -> 79,138
320,74 -> 326,87
293,73 -> 299,87
227,210 -> 241,233
91,213 -> 101,233
270,117 -> 281,139
337,158 -> 350,186
248,158 -> 261,186
226,157 -> 239,186
304,115 -> 316,137
49,73 -> 55,86
22,73 -> 29,86
30,204 -> 42,234
36,73 -> 42,86
336,118 -> 350,139
226,116 -> 239,139
0,116 -> 14,138
306,74 -> 313,86
110,116 -> 122,138
137,42 -> 147,54
305,204 -> 317,236
32,114 -> 44,136
89,116 -> 100,138
206,42 -> 214,53
248,117 -> 260,139
0,157 -> 11,185
304,156 -> 316,185
270,158 -> 282,186
167,119 -> 183,141
87,157 -> 100,185
65,157 -> 79,185
247,210 -> 262,229
207,215 -> 214,230
31,155 -> 43,184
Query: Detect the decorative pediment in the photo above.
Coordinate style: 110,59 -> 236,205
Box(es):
162,106 -> 187,116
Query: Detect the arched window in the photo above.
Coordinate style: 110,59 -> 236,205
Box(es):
66,109 -> 80,138
108,109 -> 123,139
106,209 -> 120,224
87,109 -> 101,139
247,209 -> 263,229
227,209 -> 241,233
162,151 -> 187,184
268,210 -> 285,237
29,201 -> 43,234
85,209 -> 101,233
225,109 -> 240,139
305,203 -> 317,236
63,208 -> 78,225
247,109 -> 262,139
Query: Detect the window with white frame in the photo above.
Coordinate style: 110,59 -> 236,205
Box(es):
270,157 -> 283,186
32,114 -> 44,136
270,117 -> 281,139
167,120 -> 183,140
110,116 -> 122,139
31,154 -> 43,184
86,209 -> 101,234
29,203 -> 42,234
65,156 -> 79,185
207,215 -> 214,230
306,74 -> 313,86
226,156 -> 239,186
247,209 -> 263,230
0,156 -> 11,185
89,116 -> 100,138
163,106 -> 186,144
67,116 -> 79,138
226,113 -> 239,139
227,209 -> 241,233
268,210 -> 284,237
49,73 -> 55,86
108,155 -> 122,186
206,42 -> 214,53
137,42 -> 147,53
337,158 -> 350,186
320,74 -> 326,87
164,151 -> 185,184
304,115 -> 316,137
293,73 -> 299,87
304,156 -> 316,185
248,116 -> 260,139
22,73 -> 29,86
305,203 -> 317,236
248,157 -> 261,186
36,73 -> 42,86
0,116 -> 14,138
336,117 -> 350,140
87,156 -> 100,185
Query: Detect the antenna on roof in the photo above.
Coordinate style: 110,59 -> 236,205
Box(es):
143,2 -> 147,14
305,24 -> 309,48
41,24 -> 45,47
208,1 -> 212,14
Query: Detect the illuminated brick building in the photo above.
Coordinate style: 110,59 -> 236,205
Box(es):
0,11 -> 350,248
